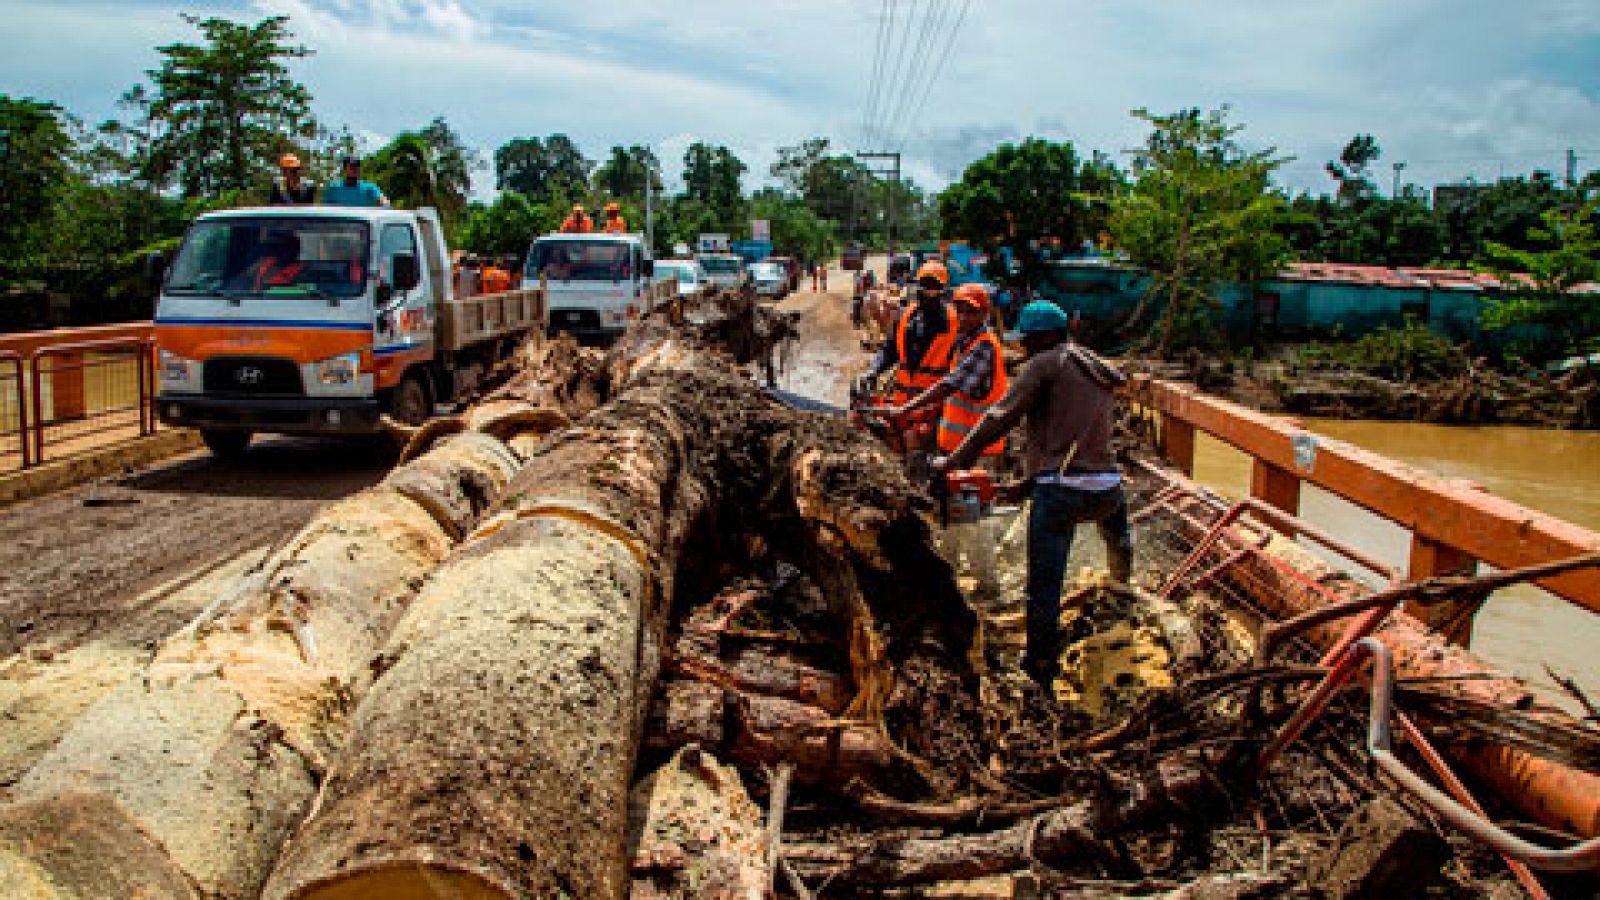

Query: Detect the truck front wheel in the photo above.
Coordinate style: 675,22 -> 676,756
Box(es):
201,429 -> 252,460
389,374 -> 432,426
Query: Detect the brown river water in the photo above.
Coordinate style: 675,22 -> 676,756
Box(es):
1190,421 -> 1600,710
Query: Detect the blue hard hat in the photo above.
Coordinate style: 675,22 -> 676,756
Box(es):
1017,300 -> 1070,334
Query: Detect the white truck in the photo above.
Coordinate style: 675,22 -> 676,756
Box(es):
153,205 -> 547,457
522,232 -> 674,343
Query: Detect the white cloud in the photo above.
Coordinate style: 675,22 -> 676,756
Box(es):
2,0 -> 1595,198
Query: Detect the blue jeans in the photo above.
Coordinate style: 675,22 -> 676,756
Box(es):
1024,482 -> 1133,675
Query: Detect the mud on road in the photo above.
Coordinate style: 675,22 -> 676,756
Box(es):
0,438 -> 389,659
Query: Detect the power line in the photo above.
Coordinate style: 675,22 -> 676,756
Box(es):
880,0 -> 949,150
860,0 -> 893,149
873,0 -> 920,147
894,0 -> 974,153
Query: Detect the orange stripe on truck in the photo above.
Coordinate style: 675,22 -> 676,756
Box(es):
155,324 -> 370,365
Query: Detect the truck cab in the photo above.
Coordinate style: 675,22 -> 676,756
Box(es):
154,206 -> 544,457
523,232 -> 658,343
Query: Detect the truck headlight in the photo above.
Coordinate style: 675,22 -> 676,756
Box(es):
158,348 -> 193,383
316,352 -> 361,386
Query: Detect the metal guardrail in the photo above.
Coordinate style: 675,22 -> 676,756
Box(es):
0,336 -> 157,473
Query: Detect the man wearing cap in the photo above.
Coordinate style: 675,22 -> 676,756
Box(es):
600,202 -> 628,234
935,300 -> 1132,690
859,260 -> 958,409
322,156 -> 389,208
269,154 -> 317,205
886,282 -> 1007,599
561,204 -> 594,234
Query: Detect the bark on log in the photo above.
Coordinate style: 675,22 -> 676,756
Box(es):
627,745 -> 768,898
266,311 -> 981,898
0,431 -> 525,899
667,637 -> 853,714
645,679 -> 893,780
265,361 -> 736,900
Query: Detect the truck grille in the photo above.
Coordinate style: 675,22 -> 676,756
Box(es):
549,309 -> 602,331
203,356 -> 304,396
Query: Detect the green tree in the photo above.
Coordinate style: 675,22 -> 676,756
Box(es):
939,138 -> 1119,281
681,142 -> 746,230
1111,106 -> 1289,355
367,117 -> 478,229
0,96 -> 77,264
1326,134 -> 1381,204
123,15 -> 316,197
1480,199 -> 1600,357
592,144 -> 660,201
495,134 -> 590,203
461,192 -> 556,257
750,188 -> 836,259
770,137 -> 831,195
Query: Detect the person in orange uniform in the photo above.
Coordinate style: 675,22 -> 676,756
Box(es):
884,282 -> 1007,598
479,257 -> 512,294
858,260 -> 958,407
600,202 -> 628,233
560,204 -> 594,233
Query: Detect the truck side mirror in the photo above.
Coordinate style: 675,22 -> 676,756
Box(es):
392,254 -> 421,292
642,259 -> 655,278
144,251 -> 168,290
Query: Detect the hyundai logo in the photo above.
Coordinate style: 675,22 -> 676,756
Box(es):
234,366 -> 265,385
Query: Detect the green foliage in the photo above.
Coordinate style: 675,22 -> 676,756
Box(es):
939,138 -> 1122,281
749,189 -> 836,259
368,117 -> 479,231
461,192 -> 557,257
1478,200 -> 1600,357
495,134 -> 591,203
681,142 -> 747,229
592,144 -> 661,203
1111,106 -> 1289,355
1326,134 -> 1380,204
1292,317 -> 1467,381
0,96 -> 77,262
123,14 -> 317,197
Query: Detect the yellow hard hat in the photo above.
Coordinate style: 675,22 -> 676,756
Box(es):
915,260 -> 950,287
279,153 -> 302,169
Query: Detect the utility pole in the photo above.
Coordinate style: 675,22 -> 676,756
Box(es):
1567,147 -> 1581,188
856,151 -> 902,257
1392,161 -> 1406,198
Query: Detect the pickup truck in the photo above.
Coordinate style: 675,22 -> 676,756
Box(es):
522,232 -> 674,343
153,205 -> 546,457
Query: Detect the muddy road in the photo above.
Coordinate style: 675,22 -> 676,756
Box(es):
0,438 -> 389,660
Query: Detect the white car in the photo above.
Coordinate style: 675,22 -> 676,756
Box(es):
655,259 -> 708,298
749,262 -> 787,299
696,253 -> 748,291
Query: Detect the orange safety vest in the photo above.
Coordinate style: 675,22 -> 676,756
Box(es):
602,216 -> 627,233
890,302 -> 959,404
936,328 -> 1008,456
480,267 -> 511,294
560,215 -> 593,234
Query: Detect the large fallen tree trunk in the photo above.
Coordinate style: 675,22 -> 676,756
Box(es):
265,316 -> 981,899
0,338 -> 602,899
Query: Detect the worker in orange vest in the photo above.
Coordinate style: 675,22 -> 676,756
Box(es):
560,204 -> 594,234
480,257 -> 512,294
600,202 -> 628,233
888,281 -> 1008,600
858,260 -> 958,407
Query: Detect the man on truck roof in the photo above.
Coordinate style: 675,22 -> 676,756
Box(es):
561,204 -> 594,234
601,202 -> 628,234
322,156 -> 389,208
269,153 -> 317,205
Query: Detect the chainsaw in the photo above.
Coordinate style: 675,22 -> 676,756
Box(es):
931,467 -> 996,526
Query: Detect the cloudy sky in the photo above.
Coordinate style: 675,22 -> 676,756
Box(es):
6,0 -> 1598,197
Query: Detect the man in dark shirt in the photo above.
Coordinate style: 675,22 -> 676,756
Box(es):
860,260 -> 958,406
936,300 -> 1132,689
269,153 -> 317,205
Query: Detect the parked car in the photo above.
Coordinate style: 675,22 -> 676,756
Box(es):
696,253 -> 748,291
749,262 -> 787,299
654,258 -> 709,298
765,256 -> 801,292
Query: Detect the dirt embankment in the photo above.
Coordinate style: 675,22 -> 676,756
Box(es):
0,439 -> 388,659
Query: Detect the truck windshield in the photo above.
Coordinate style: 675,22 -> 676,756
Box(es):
699,257 -> 741,274
527,240 -> 634,282
166,218 -> 371,298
